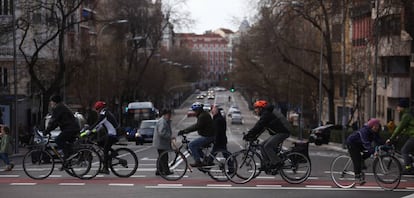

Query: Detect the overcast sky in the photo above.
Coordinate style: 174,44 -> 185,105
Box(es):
181,0 -> 253,34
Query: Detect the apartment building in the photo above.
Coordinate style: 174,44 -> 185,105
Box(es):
175,32 -> 233,87
351,0 -> 413,124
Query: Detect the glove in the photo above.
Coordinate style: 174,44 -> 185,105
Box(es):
177,130 -> 185,136
80,130 -> 91,138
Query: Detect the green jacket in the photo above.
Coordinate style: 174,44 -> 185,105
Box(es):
0,134 -> 12,154
182,110 -> 215,137
390,109 -> 414,140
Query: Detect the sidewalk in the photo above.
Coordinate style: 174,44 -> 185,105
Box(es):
287,137 -> 347,153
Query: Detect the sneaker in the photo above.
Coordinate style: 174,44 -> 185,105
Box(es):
190,161 -> 203,167
355,173 -> 366,185
4,164 -> 14,171
99,168 -> 110,174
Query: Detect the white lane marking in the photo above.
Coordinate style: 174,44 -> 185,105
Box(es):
0,175 -> 19,178
10,183 -> 36,186
157,183 -> 183,187
130,175 -> 146,178
206,184 -> 232,187
108,183 -> 134,187
305,185 -> 332,188
59,183 -> 85,186
141,157 -> 157,161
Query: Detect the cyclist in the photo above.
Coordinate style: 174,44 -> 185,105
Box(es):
243,100 -> 291,170
346,118 -> 383,185
43,95 -> 80,160
178,102 -> 215,167
386,98 -> 414,175
81,101 -> 119,174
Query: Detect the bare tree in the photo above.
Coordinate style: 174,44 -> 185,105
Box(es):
17,0 -> 92,117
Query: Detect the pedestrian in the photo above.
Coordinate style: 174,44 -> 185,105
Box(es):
153,109 -> 173,175
0,125 -> 14,171
210,105 -> 227,153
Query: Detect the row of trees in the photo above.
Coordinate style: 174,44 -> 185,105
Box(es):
232,0 -> 414,127
12,0 -> 202,123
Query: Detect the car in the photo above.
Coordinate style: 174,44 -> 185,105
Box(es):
207,94 -> 215,100
196,95 -> 205,99
228,109 -> 241,117
231,113 -> 243,125
203,103 -> 212,111
34,112 -> 86,141
135,119 -> 158,145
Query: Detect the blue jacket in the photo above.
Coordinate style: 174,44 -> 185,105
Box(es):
346,125 -> 384,154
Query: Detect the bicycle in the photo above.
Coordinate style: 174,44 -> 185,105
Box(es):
225,138 -> 311,184
330,144 -> 401,190
22,129 -> 101,180
156,134 -> 233,181
78,128 -> 139,177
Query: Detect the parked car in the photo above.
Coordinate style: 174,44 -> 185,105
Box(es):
135,119 -> 158,145
203,103 -> 212,111
33,112 -> 86,145
231,113 -> 243,125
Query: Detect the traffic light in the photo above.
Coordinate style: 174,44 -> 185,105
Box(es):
230,84 -> 235,92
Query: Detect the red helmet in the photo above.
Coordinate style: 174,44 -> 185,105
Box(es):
254,100 -> 268,108
94,101 -> 106,111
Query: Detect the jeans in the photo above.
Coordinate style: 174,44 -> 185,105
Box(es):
347,143 -> 370,175
189,136 -> 215,162
401,137 -> 414,167
0,153 -> 10,165
261,133 -> 290,165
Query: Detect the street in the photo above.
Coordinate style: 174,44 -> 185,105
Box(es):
1,90 -> 414,198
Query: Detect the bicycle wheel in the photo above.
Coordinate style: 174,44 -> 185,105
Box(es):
225,150 -> 256,184
330,155 -> 356,188
70,148 -> 101,179
157,150 -> 188,181
280,151 -> 311,184
110,147 -> 139,177
373,154 -> 401,190
23,149 -> 54,180
207,150 -> 231,182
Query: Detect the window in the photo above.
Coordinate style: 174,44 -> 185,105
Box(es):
0,67 -> 8,88
380,56 -> 409,75
0,0 -> 13,15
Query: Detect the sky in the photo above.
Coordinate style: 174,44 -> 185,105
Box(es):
181,0 -> 253,34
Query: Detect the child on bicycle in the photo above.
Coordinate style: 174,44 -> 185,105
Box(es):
346,118 -> 384,185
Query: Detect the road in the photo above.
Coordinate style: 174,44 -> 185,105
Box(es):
1,90 -> 414,198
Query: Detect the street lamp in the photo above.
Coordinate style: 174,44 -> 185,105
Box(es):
96,19 -> 128,99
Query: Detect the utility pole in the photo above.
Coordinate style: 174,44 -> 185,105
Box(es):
341,0 -> 347,149
371,0 -> 379,118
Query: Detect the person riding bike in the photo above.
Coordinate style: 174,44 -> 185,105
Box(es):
43,95 -> 80,160
178,102 -> 215,167
243,100 -> 292,170
386,98 -> 414,175
346,118 -> 383,185
81,101 -> 119,174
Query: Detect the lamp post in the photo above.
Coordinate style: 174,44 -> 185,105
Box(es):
96,19 -> 128,99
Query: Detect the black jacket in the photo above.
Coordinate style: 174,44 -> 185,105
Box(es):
213,112 -> 227,149
45,103 -> 80,135
182,110 -> 215,137
245,105 -> 291,140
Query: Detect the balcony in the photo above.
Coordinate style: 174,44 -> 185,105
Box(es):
385,76 -> 410,98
